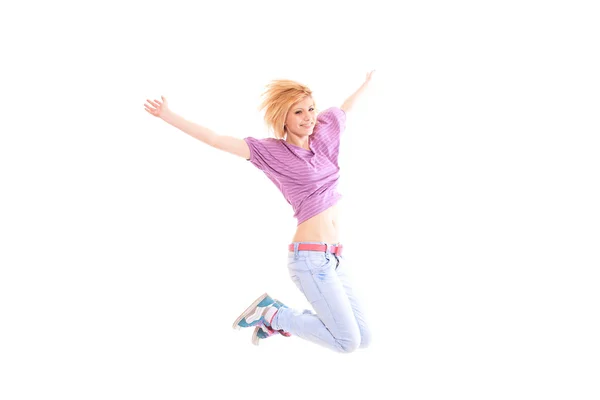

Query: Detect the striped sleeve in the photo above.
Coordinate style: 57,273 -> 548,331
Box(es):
316,107 -> 346,137
311,107 -> 346,158
243,137 -> 270,171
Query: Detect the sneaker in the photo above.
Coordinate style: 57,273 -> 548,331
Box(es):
251,299 -> 291,346
232,293 -> 284,330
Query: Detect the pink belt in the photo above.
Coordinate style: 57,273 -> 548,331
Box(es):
288,243 -> 343,256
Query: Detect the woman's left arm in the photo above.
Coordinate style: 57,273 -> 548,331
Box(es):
340,70 -> 375,113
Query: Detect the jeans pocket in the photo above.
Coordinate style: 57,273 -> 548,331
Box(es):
305,252 -> 330,272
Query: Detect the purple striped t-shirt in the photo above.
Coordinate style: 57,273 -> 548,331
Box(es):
244,107 -> 346,225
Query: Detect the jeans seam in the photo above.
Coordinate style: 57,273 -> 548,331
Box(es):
309,260 -> 343,338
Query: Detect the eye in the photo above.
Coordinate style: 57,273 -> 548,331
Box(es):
295,110 -> 302,114
309,107 -> 314,111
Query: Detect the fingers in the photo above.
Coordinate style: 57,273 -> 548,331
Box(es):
364,70 -> 375,84
144,107 -> 158,116
143,96 -> 166,116
144,96 -> 166,107
147,99 -> 161,108
144,101 -> 157,111
144,99 -> 161,113
144,103 -> 159,116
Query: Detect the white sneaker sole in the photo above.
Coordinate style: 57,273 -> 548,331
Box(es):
232,292 -> 269,330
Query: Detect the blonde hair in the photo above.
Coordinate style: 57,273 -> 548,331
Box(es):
259,79 -> 315,139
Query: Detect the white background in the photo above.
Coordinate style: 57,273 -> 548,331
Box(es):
1,0 -> 599,399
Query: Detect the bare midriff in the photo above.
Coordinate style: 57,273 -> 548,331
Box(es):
291,204 -> 341,244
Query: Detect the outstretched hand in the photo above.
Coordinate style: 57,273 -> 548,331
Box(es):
144,96 -> 169,118
340,70 -> 376,113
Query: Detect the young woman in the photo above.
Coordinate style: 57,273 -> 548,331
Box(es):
144,71 -> 374,353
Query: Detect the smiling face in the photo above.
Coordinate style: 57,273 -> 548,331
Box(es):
284,96 -> 316,139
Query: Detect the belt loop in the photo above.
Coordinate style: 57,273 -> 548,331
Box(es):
293,242 -> 300,259
324,243 -> 331,261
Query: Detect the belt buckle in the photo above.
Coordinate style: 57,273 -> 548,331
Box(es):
335,244 -> 343,257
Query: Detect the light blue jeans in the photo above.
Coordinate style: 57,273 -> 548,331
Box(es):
271,242 -> 371,353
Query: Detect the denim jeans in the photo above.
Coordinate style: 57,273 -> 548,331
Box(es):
271,242 -> 371,353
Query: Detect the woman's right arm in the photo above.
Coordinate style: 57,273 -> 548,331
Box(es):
144,96 -> 250,160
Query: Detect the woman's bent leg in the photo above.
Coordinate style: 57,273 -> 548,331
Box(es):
334,253 -> 372,349
272,249 -> 361,353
